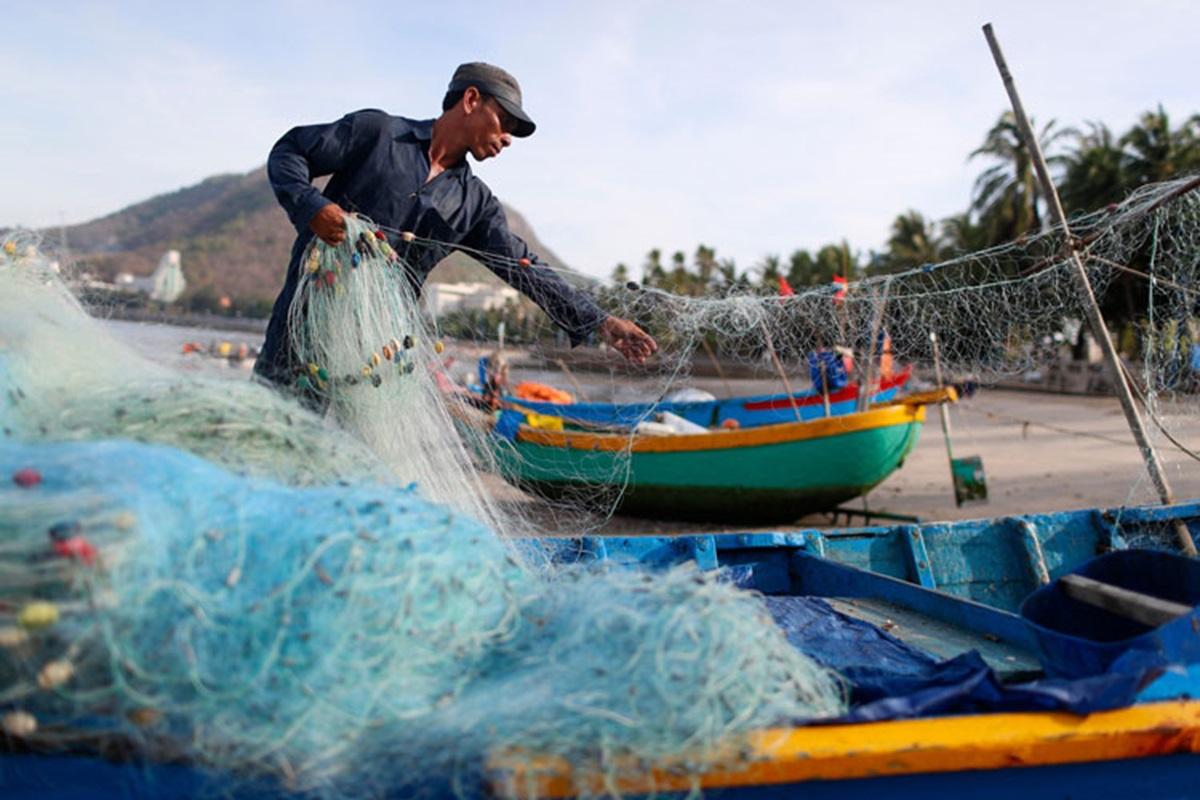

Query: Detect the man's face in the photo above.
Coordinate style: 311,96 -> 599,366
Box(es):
464,91 -> 517,161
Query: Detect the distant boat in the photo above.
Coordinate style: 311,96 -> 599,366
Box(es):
480,388 -> 944,522
499,366 -> 913,430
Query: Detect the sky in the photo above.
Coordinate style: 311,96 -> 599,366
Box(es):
2,1 -> 1197,280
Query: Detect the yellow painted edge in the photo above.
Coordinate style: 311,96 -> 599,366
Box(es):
491,700 -> 1200,798
515,401 -> 928,453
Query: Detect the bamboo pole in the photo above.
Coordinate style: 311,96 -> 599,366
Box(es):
857,280 -> 891,412
700,338 -> 734,397
760,322 -> 803,422
982,23 -> 1196,556
929,332 -> 957,465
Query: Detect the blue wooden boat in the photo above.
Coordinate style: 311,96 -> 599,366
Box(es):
7,499 -> 1200,798
497,367 -> 912,429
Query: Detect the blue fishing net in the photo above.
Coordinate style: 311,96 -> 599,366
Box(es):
0,438 -> 843,796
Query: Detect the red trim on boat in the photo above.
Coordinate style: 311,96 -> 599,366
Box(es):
740,366 -> 912,412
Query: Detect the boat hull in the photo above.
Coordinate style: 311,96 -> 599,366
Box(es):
494,404 -> 925,521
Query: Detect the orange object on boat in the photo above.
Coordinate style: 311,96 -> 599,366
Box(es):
513,382 -> 574,405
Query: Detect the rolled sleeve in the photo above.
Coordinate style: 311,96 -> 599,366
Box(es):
267,109 -> 387,233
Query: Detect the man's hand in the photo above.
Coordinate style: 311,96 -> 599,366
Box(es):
599,316 -> 658,365
310,203 -> 347,246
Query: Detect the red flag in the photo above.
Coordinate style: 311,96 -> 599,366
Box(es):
832,275 -> 848,303
778,276 -> 795,296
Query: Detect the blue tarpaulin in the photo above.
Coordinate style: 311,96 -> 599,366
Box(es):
765,596 -> 1147,723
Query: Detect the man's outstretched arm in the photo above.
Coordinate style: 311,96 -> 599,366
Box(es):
467,196 -> 657,363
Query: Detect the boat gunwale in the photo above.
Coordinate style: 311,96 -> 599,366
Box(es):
513,396 -> 936,454
490,699 -> 1200,798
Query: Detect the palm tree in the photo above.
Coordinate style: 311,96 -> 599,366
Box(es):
786,249 -> 819,287
939,212 -> 989,256
611,262 -> 629,286
814,241 -> 858,281
970,112 -> 1075,244
716,258 -> 746,291
1059,121 -> 1127,214
883,210 -> 940,272
668,250 -> 693,294
754,254 -> 783,293
642,248 -> 666,288
693,245 -> 718,291
1121,105 -> 1200,187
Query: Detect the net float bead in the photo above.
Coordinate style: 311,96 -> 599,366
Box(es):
3,241 -> 16,256
2,711 -> 36,737
371,374 -> 383,388
518,257 -> 531,267
37,659 -> 74,690
12,467 -> 41,488
403,335 -> 414,349
361,366 -> 372,377
316,367 -> 329,382
351,254 -> 361,268
308,363 -> 320,376
434,341 -> 445,354
371,352 -> 381,367
52,536 -> 97,566
127,707 -> 162,727
382,345 -> 394,361
0,626 -> 28,648
400,231 -> 415,242
19,602 -> 58,630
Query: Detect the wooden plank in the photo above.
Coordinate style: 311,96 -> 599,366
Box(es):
1059,574 -> 1192,628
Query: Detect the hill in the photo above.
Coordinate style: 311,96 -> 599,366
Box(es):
56,166 -> 575,304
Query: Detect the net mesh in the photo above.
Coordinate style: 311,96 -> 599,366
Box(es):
0,234 -> 845,797
2,173 -> 1200,795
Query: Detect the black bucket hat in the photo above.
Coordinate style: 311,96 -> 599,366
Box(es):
448,62 -> 536,138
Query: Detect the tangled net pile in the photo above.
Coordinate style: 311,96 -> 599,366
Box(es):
0,231 -> 844,797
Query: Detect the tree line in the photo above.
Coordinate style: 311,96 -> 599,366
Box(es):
614,106 -> 1200,324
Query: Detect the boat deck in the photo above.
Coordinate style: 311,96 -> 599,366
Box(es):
826,596 -> 1042,679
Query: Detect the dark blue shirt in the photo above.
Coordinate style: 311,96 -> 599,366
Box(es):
256,109 -> 605,385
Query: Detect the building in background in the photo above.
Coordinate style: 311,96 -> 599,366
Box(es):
115,250 -> 186,303
424,281 -> 518,318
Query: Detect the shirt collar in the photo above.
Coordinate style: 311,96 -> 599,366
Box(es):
398,116 -> 472,178
407,117 -> 435,141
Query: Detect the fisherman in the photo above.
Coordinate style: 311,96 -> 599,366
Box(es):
256,62 -> 656,393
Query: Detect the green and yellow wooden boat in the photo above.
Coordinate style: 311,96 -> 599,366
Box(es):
484,390 -> 951,522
